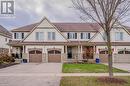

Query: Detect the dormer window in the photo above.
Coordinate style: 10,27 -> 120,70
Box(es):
67,32 -> 77,39
81,32 -> 90,39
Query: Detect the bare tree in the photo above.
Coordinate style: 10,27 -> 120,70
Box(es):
72,0 -> 130,77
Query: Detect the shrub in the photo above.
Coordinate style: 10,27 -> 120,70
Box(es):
0,53 -> 15,63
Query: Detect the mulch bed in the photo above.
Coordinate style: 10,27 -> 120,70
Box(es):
0,63 -> 19,69
97,76 -> 128,84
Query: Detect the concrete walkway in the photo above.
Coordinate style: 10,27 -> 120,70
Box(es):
0,73 -> 130,77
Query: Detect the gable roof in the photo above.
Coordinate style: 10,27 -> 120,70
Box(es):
11,22 -> 100,32
22,17 -> 69,42
11,23 -> 38,32
0,25 -> 12,38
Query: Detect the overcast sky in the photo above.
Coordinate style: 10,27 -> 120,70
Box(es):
0,0 -> 130,30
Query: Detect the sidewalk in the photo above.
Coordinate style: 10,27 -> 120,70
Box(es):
0,73 -> 130,76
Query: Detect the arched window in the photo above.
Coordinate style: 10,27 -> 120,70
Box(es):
48,50 -> 61,54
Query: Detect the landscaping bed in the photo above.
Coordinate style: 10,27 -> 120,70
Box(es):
0,53 -> 17,69
0,63 -> 18,69
60,76 -> 130,86
63,63 -> 128,73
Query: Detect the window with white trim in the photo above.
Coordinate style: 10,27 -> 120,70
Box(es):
35,32 -> 44,41
14,33 -> 24,39
115,32 -> 123,41
67,32 -> 77,39
48,32 -> 55,40
81,32 -> 90,39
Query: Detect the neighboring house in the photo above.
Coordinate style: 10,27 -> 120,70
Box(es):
8,17 -> 130,63
0,25 -> 12,54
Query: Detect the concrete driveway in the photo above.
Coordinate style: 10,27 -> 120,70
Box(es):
112,63 -> 130,72
104,63 -> 130,72
0,63 -> 62,86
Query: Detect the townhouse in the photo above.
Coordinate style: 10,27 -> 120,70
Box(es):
8,17 -> 130,63
0,25 -> 12,54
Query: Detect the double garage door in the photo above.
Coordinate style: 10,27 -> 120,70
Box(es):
29,50 -> 61,63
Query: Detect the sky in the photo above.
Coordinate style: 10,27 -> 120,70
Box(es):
0,0 -> 130,30
0,0 -> 82,30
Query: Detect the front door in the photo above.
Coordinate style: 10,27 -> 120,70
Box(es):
67,47 -> 72,59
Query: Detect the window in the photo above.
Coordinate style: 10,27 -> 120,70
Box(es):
115,32 -> 123,41
118,50 -> 130,54
36,32 -> 44,41
81,32 -> 90,39
67,32 -> 77,39
14,33 -> 24,39
48,32 -> 55,40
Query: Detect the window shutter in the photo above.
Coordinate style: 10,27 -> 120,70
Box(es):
22,33 -> 24,39
75,33 -> 77,39
81,33 -> 83,39
14,33 -> 16,39
67,33 -> 70,39
88,33 -> 90,39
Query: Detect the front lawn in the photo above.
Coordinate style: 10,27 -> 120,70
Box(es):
60,76 -> 130,86
63,64 -> 128,73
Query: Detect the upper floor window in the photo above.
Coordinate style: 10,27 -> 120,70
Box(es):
14,32 -> 24,39
36,32 -> 44,41
67,32 -> 77,39
48,32 -> 55,40
81,32 -> 90,39
115,32 -> 123,41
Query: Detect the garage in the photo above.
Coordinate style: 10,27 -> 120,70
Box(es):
114,50 -> 130,63
29,50 -> 42,63
48,50 -> 61,63
99,50 -> 108,63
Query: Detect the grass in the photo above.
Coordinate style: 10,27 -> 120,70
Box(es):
60,76 -> 130,86
63,63 -> 128,73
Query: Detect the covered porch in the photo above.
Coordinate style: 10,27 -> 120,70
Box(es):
63,45 -> 96,62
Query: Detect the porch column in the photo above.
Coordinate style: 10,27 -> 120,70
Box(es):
80,45 -> 83,60
65,46 -> 68,60
80,45 -> 83,53
8,46 -> 11,55
78,45 -> 80,60
95,46 -> 99,59
93,46 -> 96,59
